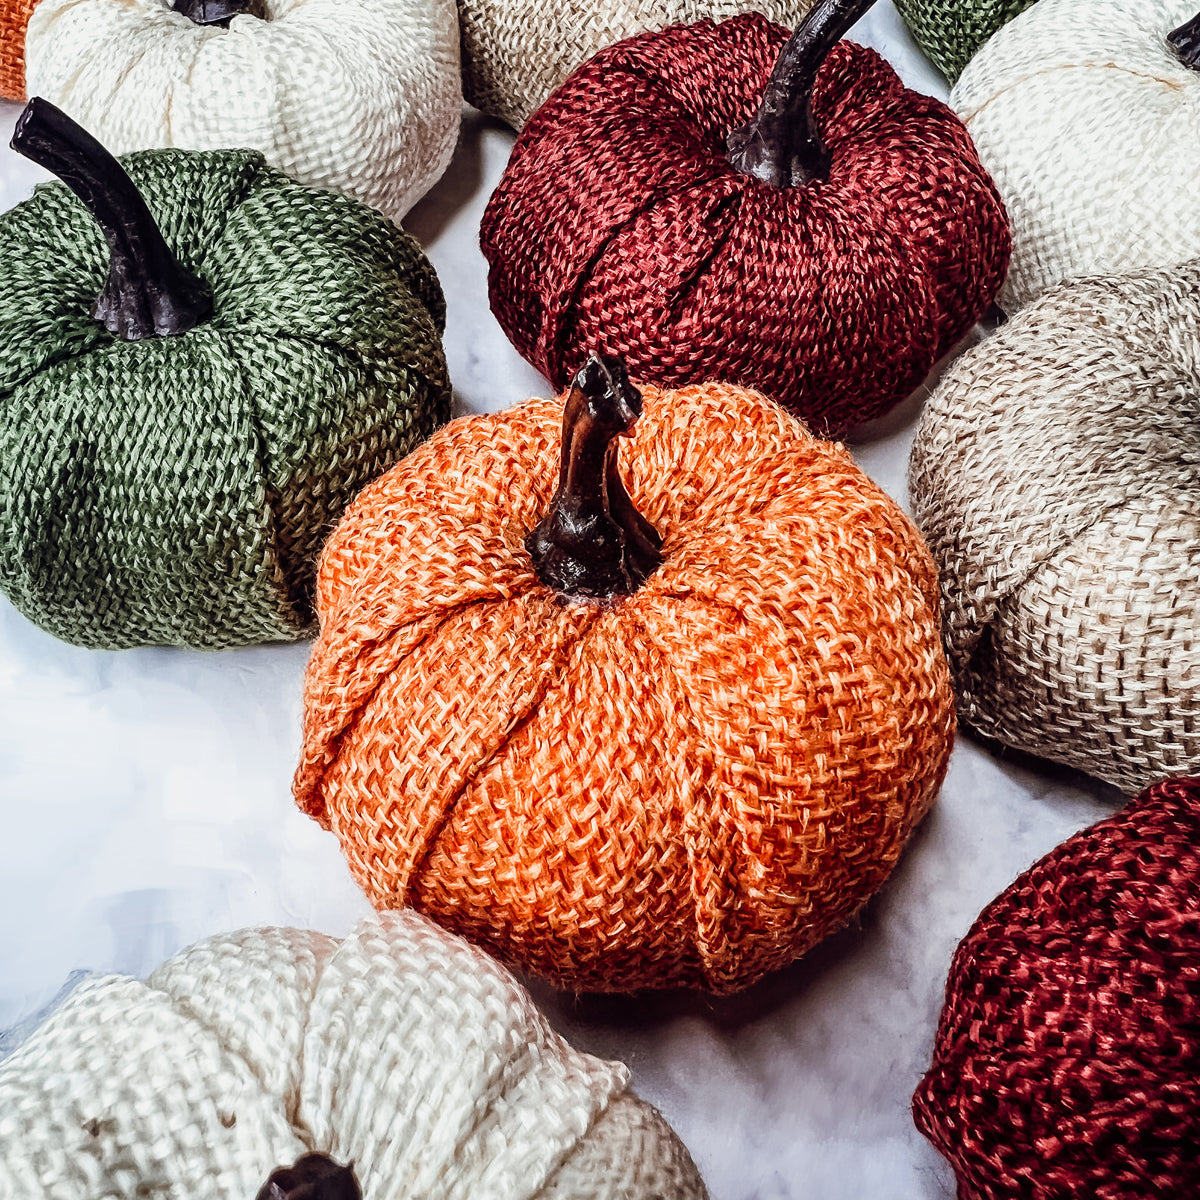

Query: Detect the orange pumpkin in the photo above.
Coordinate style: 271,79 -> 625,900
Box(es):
0,0 -> 37,98
294,358 -> 955,993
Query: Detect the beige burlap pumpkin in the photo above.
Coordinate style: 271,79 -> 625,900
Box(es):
909,259 -> 1200,791
458,0 -> 818,128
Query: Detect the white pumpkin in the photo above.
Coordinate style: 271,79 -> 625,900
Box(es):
0,911 -> 707,1200
952,0 -> 1200,311
24,0 -> 461,222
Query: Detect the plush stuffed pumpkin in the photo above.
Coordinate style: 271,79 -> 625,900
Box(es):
23,0 -> 461,222
0,99 -> 450,649
0,911 -> 708,1199
293,356 -> 956,993
909,258 -> 1200,790
914,775 -> 1200,1200
892,0 -> 1037,81
458,0 -> 818,129
952,0 -> 1200,310
0,0 -> 39,97
482,0 -> 1009,439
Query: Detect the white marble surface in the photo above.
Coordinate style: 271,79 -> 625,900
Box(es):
0,6 -> 1121,1198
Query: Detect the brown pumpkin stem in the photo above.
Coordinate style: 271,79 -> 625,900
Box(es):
526,355 -> 663,601
1168,11 -> 1200,69
256,1153 -> 361,1200
10,97 -> 213,341
726,0 -> 879,187
171,0 -> 268,26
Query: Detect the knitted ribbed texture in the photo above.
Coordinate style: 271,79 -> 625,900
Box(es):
458,0 -> 817,129
913,775 -> 1200,1200
892,0 -> 1036,81
952,0 -> 1200,312
482,15 -> 1010,440
293,380 -> 956,993
24,0 -> 461,223
0,0 -> 38,98
908,260 -> 1200,790
0,912 -> 708,1200
0,147 -> 451,649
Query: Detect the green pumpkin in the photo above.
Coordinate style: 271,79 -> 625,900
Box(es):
0,106 -> 450,650
894,0 -> 1038,80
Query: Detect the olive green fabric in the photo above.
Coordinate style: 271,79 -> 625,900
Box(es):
894,0 -> 1038,80
0,148 -> 450,649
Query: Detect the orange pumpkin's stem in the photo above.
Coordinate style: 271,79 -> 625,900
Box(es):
726,0 -> 878,187
1169,11 -> 1200,69
525,355 -> 663,600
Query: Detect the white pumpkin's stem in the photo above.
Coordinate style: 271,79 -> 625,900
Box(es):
726,0 -> 878,187
256,1153 -> 360,1200
10,98 -> 212,341
526,355 -> 663,600
171,0 -> 268,26
1168,11 -> 1200,68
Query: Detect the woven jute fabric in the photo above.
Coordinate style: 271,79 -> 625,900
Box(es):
0,911 -> 708,1199
952,0 -> 1200,312
482,14 -> 1010,441
0,0 -> 38,98
293,380 -> 956,993
0,147 -> 451,650
458,0 -> 817,129
913,775 -> 1200,1200
892,0 -> 1037,81
25,0 -> 462,222
908,260 -> 1200,790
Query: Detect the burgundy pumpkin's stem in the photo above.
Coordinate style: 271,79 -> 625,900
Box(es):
171,0 -> 268,26
256,1153 -> 361,1200
10,97 -> 212,340
726,0 -> 879,187
1168,11 -> 1200,69
526,355 -> 663,601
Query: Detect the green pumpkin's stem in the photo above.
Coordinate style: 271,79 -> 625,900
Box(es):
726,0 -> 879,187
256,1153 -> 361,1200
1168,11 -> 1200,69
526,355 -> 663,601
171,0 -> 268,26
10,97 -> 212,340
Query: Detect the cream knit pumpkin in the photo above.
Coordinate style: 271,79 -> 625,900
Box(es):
0,912 -> 708,1200
458,0 -> 818,129
24,0 -> 461,222
952,0 -> 1200,311
909,259 -> 1200,791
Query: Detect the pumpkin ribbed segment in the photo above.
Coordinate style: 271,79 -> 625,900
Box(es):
0,0 -> 38,98
294,381 -> 955,993
892,0 -> 1037,81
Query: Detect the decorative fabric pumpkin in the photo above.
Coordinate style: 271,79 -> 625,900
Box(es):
0,911 -> 708,1199
952,0 -> 1200,311
908,259 -> 1200,791
458,0 -> 818,130
892,0 -> 1036,82
293,356 -> 956,993
0,0 -> 38,98
1,99 -> 450,650
481,0 -> 1010,440
913,775 -> 1200,1200
23,0 -> 461,223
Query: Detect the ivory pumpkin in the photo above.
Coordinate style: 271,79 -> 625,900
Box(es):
293,356 -> 956,993
0,912 -> 708,1199
914,775 -> 1200,1200
909,258 -> 1200,791
23,0 -> 461,222
952,0 -> 1200,310
0,100 -> 450,649
892,0 -> 1036,81
482,0 -> 1010,439
458,0 -> 818,129
0,0 -> 38,97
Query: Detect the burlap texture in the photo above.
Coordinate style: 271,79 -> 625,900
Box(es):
458,0 -> 818,129
909,259 -> 1200,790
0,0 -> 38,98
0,912 -> 707,1200
892,0 -> 1037,81
25,0 -> 462,222
913,775 -> 1200,1200
952,0 -> 1200,311
293,380 -> 956,993
0,147 -> 450,649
